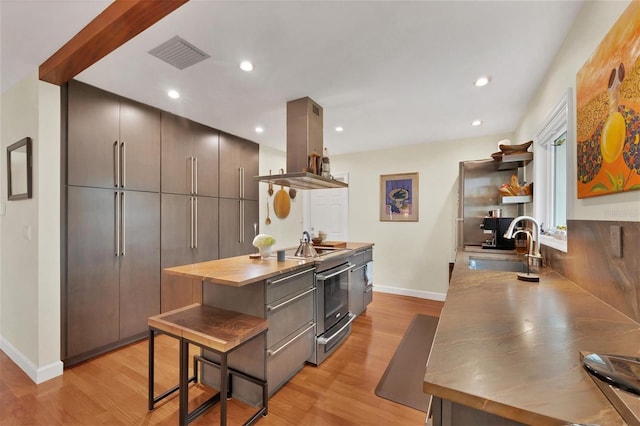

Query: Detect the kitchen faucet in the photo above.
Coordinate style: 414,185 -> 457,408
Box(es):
504,216 -> 542,259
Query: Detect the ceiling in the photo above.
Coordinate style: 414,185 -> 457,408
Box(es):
1,1 -> 584,156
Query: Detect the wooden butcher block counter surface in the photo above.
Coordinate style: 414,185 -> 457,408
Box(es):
164,242 -> 373,286
423,250 -> 639,425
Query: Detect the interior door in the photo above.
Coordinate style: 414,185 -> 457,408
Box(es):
304,172 -> 349,241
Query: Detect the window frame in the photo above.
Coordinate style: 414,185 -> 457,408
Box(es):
534,90 -> 572,253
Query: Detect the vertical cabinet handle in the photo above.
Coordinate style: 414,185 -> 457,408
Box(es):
238,200 -> 242,243
190,196 -> 195,249
114,191 -> 120,256
194,157 -> 198,195
120,192 -> 126,256
120,142 -> 126,188
190,157 -> 195,195
194,196 -> 198,249
113,141 -> 120,187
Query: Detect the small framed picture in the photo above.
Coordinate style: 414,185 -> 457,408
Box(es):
380,172 -> 418,222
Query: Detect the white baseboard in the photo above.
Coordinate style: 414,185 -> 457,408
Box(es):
373,285 -> 447,302
0,335 -> 63,384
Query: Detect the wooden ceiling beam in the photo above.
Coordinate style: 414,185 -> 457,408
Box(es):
39,0 -> 188,86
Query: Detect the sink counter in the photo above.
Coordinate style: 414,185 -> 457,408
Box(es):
163,242 -> 374,287
423,250 -> 639,425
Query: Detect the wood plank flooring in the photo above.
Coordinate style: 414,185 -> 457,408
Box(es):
1,292 -> 443,425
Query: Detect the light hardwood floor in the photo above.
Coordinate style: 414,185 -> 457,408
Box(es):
1,292 -> 443,425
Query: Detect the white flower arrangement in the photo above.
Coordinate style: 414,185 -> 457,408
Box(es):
252,234 -> 276,249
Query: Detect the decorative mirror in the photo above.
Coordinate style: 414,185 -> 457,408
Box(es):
7,137 -> 33,200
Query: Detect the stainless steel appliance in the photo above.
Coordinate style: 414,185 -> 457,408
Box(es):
480,217 -> 516,250
311,257 -> 355,365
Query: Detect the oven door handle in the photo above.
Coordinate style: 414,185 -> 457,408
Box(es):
316,263 -> 352,281
317,313 -> 356,345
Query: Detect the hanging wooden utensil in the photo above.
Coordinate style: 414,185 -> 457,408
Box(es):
273,169 -> 290,219
265,202 -> 271,225
267,169 -> 274,196
289,187 -> 297,199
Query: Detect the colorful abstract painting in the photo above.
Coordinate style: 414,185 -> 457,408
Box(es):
576,1 -> 640,198
380,172 -> 419,221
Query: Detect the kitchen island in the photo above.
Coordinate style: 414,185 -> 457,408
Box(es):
164,242 -> 373,405
423,250 -> 639,425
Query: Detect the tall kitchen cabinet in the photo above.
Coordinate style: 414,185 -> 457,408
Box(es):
160,112 -> 220,312
219,132 -> 260,258
65,80 -> 161,363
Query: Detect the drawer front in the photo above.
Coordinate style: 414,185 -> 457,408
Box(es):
364,284 -> 373,307
267,323 -> 315,395
363,249 -> 373,263
266,267 -> 314,304
266,288 -> 314,347
350,252 -> 365,267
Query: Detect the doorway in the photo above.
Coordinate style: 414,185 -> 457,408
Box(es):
302,172 -> 349,241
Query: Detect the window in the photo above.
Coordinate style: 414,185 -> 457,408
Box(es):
534,90 -> 572,252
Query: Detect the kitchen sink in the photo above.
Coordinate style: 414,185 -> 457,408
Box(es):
468,257 -> 527,272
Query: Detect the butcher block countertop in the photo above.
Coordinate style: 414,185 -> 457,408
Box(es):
164,242 -> 373,287
423,250 -> 640,425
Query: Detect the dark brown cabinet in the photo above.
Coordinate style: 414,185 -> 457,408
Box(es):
218,132 -> 259,259
161,112 -> 219,197
66,186 -> 160,360
160,194 -> 219,312
67,80 -> 160,192
219,132 -> 259,200
219,198 -> 259,259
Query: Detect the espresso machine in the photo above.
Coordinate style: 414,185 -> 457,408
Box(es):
481,217 -> 516,250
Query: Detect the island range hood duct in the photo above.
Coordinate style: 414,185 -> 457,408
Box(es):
255,97 -> 348,190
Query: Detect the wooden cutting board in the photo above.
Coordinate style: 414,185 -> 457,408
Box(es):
313,241 -> 347,248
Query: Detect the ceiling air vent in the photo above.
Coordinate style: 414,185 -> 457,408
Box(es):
148,36 -> 210,70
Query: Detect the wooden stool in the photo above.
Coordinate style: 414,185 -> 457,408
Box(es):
148,303 -> 268,426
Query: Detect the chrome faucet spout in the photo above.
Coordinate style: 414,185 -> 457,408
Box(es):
504,215 -> 541,258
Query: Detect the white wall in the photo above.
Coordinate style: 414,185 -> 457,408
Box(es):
517,0 -> 640,222
258,146 -> 304,249
0,71 -> 62,383
333,134 -> 510,298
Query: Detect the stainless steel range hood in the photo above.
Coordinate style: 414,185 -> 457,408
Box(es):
255,97 -> 348,190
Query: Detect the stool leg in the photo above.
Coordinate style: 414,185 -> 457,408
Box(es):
220,353 -> 228,426
179,338 -> 189,426
148,328 -> 155,411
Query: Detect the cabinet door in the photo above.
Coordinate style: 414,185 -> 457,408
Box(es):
161,112 -> 193,195
160,193 -> 196,312
241,139 -> 260,201
66,186 -> 119,358
349,265 -> 366,316
242,200 -> 259,254
119,98 -> 160,192
191,122 -> 219,197
67,80 -> 119,189
119,191 -> 160,338
193,196 -> 219,263
219,132 -> 242,199
219,198 -> 241,259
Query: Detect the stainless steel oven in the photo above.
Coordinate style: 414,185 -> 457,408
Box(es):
311,259 -> 356,365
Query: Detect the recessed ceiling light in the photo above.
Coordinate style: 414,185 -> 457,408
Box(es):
240,61 -> 254,72
167,89 -> 180,99
255,126 -> 264,133
474,76 -> 490,87
335,126 -> 344,132
471,120 -> 483,126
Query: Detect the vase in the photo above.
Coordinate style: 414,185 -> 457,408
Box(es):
259,246 -> 272,260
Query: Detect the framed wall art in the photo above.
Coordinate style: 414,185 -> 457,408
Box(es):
7,137 -> 33,201
380,172 -> 418,222
576,1 -> 640,198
